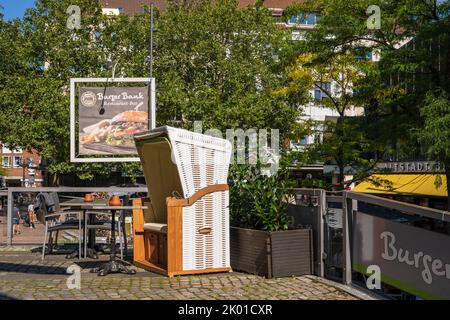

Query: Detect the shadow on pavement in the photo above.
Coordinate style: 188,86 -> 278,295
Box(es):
0,293 -> 19,300
75,257 -> 134,269
0,262 -> 67,275
30,244 -> 79,254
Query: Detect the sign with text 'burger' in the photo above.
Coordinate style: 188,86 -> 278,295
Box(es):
78,87 -> 149,155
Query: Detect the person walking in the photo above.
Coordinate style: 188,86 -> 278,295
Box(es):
28,202 -> 36,229
12,205 -> 21,235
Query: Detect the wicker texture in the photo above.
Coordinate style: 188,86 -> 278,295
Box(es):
166,127 -> 232,198
182,190 -> 230,271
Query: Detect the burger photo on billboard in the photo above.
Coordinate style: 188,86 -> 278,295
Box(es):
105,111 -> 148,147
81,111 -> 148,148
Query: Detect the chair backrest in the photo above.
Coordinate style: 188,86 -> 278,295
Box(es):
165,126 -> 231,197
34,192 -> 60,223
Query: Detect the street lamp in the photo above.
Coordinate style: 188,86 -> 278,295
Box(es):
19,157 -> 29,187
99,58 -> 120,116
19,157 -> 38,187
149,4 -> 157,78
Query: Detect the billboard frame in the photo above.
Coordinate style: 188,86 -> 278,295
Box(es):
70,77 -> 155,163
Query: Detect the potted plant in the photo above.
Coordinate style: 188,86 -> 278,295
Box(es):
228,157 -> 313,278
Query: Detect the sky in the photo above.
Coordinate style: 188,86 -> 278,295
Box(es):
0,0 -> 36,20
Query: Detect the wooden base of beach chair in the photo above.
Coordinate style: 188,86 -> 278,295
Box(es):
133,185 -> 232,277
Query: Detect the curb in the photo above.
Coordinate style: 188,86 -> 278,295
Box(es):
308,276 -> 386,300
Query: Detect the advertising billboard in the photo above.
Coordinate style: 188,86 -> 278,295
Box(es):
70,78 -> 155,163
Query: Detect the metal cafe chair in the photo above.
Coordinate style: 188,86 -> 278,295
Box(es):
37,192 -> 83,260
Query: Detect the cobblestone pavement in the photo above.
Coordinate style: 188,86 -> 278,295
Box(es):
0,246 -> 359,300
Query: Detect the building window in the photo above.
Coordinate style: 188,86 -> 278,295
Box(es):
317,82 -> 331,92
118,7 -> 124,14
2,156 -> 10,168
306,14 -> 316,25
314,82 -> 331,100
288,13 -> 318,25
13,156 -> 22,168
271,9 -> 283,17
314,89 -> 322,100
288,16 -> 297,24
1,144 -> 22,154
356,50 -> 373,61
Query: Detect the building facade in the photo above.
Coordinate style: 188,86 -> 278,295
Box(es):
100,0 -> 300,15
0,143 -> 43,188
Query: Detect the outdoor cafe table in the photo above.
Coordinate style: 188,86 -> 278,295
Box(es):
60,198 -> 147,276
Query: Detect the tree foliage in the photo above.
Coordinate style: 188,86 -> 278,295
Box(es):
284,0 -> 450,195
282,51 -> 384,187
0,0 -> 301,184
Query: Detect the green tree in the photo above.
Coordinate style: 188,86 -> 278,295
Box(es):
155,0 -> 300,137
283,52 -> 385,188
285,0 -> 450,198
416,90 -> 450,208
0,0 -> 302,184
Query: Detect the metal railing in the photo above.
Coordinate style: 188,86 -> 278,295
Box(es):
288,188 -> 450,291
4,187 -> 148,246
288,188 -> 326,278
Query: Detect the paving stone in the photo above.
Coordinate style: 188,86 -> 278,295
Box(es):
0,250 -> 359,300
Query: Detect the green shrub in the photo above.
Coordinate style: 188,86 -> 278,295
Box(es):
228,157 -> 295,231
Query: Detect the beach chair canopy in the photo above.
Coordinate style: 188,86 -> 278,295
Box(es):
134,126 -> 232,217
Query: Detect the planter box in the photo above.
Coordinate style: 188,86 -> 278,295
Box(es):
230,227 -> 313,278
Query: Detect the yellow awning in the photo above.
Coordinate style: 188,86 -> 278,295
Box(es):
352,174 -> 447,197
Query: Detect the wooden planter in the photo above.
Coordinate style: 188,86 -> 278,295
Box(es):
230,227 -> 313,278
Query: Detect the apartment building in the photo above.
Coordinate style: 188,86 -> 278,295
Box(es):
0,144 -> 43,188
100,0 -> 300,15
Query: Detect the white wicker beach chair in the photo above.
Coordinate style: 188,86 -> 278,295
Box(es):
132,126 -> 232,277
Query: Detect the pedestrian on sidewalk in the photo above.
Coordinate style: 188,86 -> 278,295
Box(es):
28,202 -> 37,229
13,205 -> 21,235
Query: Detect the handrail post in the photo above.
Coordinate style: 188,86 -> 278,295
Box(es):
342,191 -> 352,285
6,189 -> 13,246
317,189 -> 325,277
